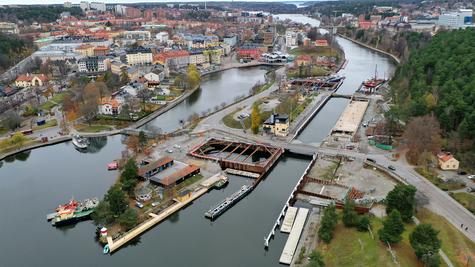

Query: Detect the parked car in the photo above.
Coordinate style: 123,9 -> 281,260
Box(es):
166,149 -> 173,153
135,201 -> 144,209
468,175 -> 475,180
388,165 -> 396,171
151,201 -> 160,207
366,158 -> 376,163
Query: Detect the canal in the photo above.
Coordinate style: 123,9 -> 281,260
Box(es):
144,67 -> 268,133
0,16 -> 396,267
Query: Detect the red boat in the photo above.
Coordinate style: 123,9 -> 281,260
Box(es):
107,161 -> 119,170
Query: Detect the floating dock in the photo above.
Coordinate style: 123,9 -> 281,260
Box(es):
279,208 -> 309,265
204,184 -> 254,220
224,168 -> 260,178
280,206 -> 298,233
331,99 -> 369,138
105,174 -> 228,253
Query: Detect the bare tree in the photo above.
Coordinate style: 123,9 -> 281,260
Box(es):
402,115 -> 442,164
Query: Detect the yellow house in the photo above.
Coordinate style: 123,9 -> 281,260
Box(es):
75,44 -> 94,57
176,189 -> 192,202
15,73 -> 49,88
437,152 -> 459,170
263,113 -> 290,137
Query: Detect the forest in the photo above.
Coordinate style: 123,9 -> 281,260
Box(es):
0,6 -> 82,24
0,33 -> 35,74
390,29 -> 475,167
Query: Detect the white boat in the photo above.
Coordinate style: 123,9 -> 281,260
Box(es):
72,134 -> 88,149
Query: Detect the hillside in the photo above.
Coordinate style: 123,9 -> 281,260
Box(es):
390,28 -> 475,168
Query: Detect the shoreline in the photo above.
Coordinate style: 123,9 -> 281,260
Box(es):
337,34 -> 401,64
0,62 -> 282,161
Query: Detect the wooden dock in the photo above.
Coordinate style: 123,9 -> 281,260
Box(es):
106,174 -> 227,253
224,168 -> 260,178
279,208 -> 309,265
280,206 -> 298,233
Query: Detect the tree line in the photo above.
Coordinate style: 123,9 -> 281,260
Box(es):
0,6 -> 82,24
0,33 -> 35,74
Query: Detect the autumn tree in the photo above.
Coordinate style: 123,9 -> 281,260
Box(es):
120,69 -> 129,85
125,135 -> 140,155
402,115 -> 442,164
79,82 -> 100,125
186,64 -> 201,89
251,102 -> 261,134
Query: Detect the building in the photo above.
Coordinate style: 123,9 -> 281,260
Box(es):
437,152 -> 460,170
155,32 -> 169,43
115,5 -> 127,16
79,1 -> 90,11
438,9 -> 473,29
110,60 -> 128,75
122,31 -> 151,41
98,97 -> 122,115
223,35 -> 237,48
15,73 -> 49,88
93,46 -> 109,56
155,165 -> 200,188
138,157 -> 174,179
76,44 -> 95,57
90,2 -> 106,12
295,55 -> 312,66
263,113 -> 290,137
126,47 -> 153,66
285,29 -> 299,47
154,50 -> 190,70
77,56 -> 107,73
0,22 -> 19,35
315,39 -> 329,47
125,6 -> 142,18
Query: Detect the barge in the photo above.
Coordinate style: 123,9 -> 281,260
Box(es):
205,184 -> 254,220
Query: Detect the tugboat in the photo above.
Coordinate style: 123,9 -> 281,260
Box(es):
72,134 -> 89,149
47,198 -> 99,227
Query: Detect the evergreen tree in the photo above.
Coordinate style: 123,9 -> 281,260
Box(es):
118,208 -> 138,231
386,184 -> 417,222
342,198 -> 358,227
106,184 -> 128,216
378,210 -> 405,244
410,224 -> 441,267
318,204 -> 338,243
357,215 -> 371,232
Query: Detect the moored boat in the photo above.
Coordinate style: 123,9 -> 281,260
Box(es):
72,134 -> 89,149
47,198 -> 99,227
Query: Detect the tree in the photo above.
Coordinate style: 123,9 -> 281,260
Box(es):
306,251 -> 325,267
120,69 -> 129,85
378,210 -> 404,244
120,159 -> 138,195
410,224 -> 441,266
357,215 -> 371,232
186,64 -> 201,89
125,135 -> 140,155
342,198 -> 358,227
137,88 -> 152,111
3,110 -> 21,130
105,184 -> 128,216
80,82 -> 100,125
251,103 -> 261,134
118,208 -> 138,231
402,115 -> 442,164
386,184 -> 417,223
91,200 -> 114,225
318,204 -> 338,243
138,131 -> 147,148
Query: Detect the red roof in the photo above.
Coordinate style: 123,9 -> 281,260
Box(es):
315,39 -> 328,46
16,73 -> 48,82
437,153 -> 455,162
296,55 -> 312,61
159,165 -> 200,186
94,46 -> 109,51
138,156 -> 174,177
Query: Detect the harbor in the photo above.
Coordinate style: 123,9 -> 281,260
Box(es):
0,24 -> 396,267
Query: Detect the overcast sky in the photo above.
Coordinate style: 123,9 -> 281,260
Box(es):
1,0 -> 312,5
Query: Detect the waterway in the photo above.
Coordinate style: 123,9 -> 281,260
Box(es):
0,15 -> 396,267
144,67 -> 268,133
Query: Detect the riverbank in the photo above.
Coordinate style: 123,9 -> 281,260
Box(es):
337,34 -> 401,64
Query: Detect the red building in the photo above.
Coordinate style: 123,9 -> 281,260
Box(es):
93,46 -> 109,56
125,7 -> 142,18
236,49 -> 261,60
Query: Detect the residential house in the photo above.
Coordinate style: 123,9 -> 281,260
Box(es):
437,152 -> 460,170
15,73 -> 49,88
77,56 -> 108,73
295,55 -> 312,66
263,113 -> 290,137
98,97 -> 122,115
315,39 -> 329,47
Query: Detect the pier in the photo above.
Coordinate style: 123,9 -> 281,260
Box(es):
105,174 -> 228,253
280,206 -> 298,233
279,208 -> 309,265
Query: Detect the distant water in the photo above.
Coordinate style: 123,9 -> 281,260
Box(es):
273,14 -> 321,27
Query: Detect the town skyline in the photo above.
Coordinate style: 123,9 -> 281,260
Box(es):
2,0 -> 316,5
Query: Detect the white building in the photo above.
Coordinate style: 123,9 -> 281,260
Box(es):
155,32 -> 169,43
80,1 -> 90,11
438,9 -> 473,29
285,29 -> 299,47
0,22 -> 19,35
115,5 -> 127,16
126,48 -> 153,66
64,1 -> 72,8
77,56 -> 107,73
90,2 -> 106,12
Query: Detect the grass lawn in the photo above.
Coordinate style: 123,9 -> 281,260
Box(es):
287,65 -> 330,78
176,174 -> 203,191
290,46 -> 338,57
417,208 -> 475,267
0,126 -> 8,136
75,124 -> 113,133
415,167 -> 465,191
39,92 -> 68,111
33,119 -> 57,131
317,217 -> 422,267
222,109 -> 250,129
450,192 -> 475,215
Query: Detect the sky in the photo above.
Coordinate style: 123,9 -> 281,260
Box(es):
1,0 -> 315,5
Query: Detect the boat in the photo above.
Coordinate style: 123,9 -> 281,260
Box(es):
72,134 -> 89,149
107,161 -> 119,170
361,65 -> 386,91
47,198 -> 99,227
205,184 -> 254,220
